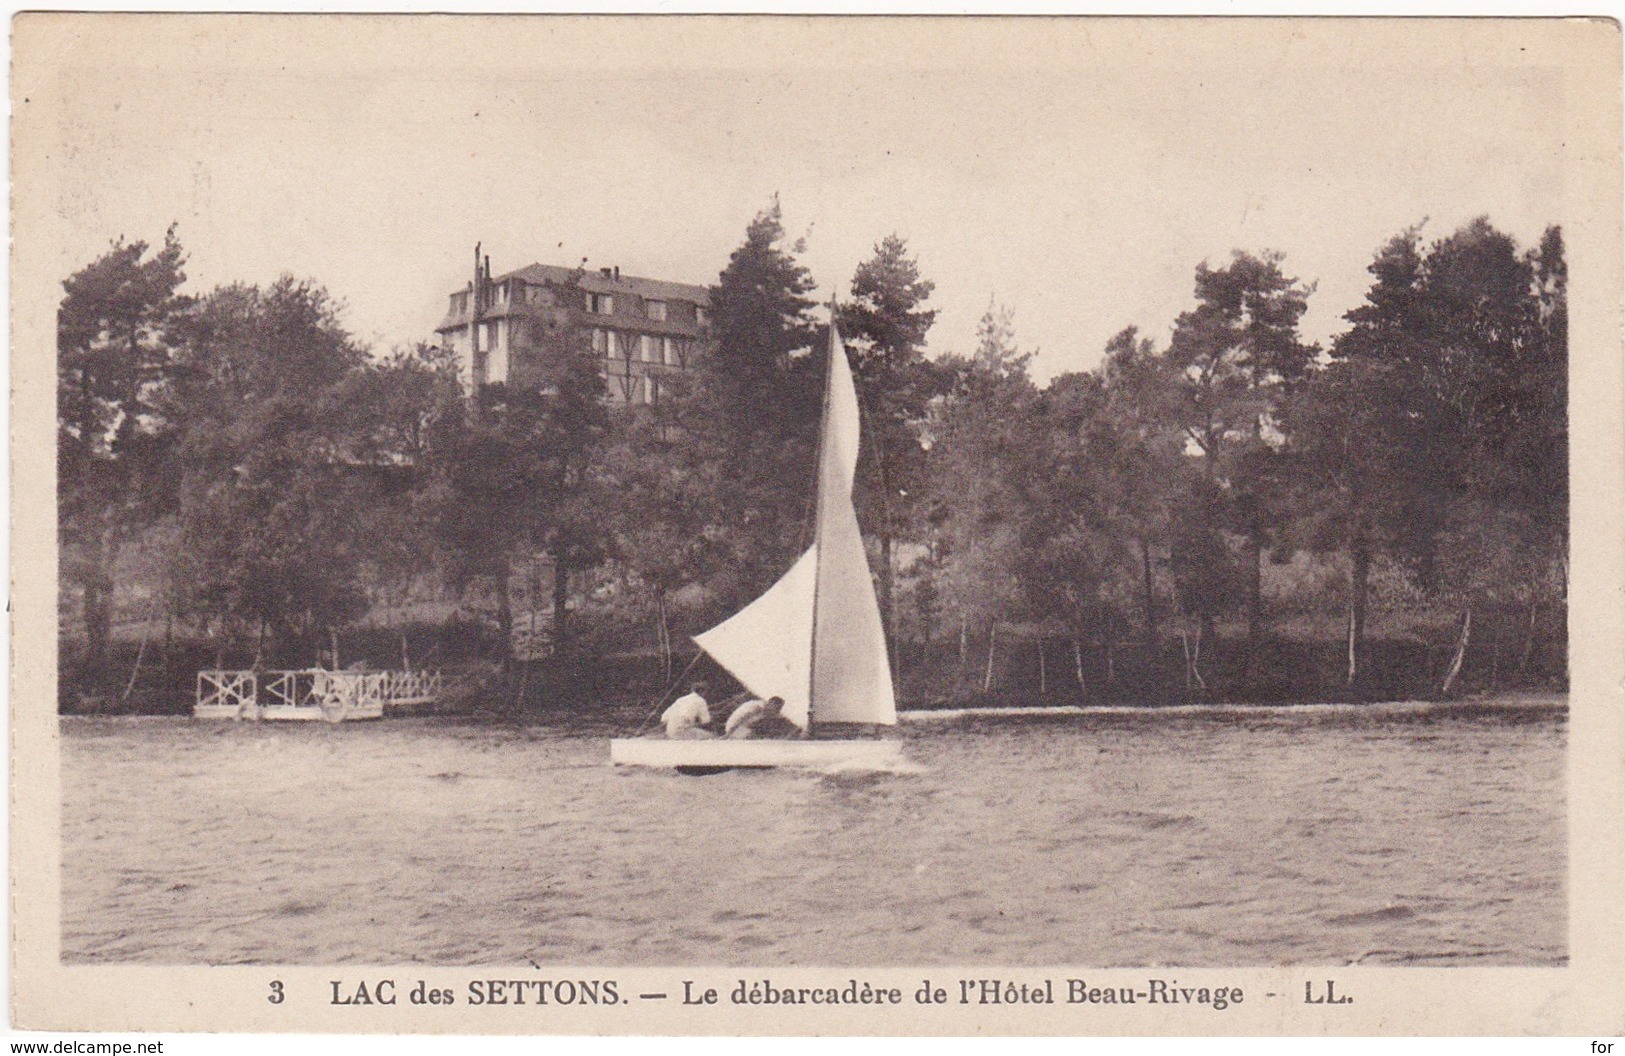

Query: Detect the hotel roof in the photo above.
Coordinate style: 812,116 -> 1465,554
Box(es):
496,263 -> 710,306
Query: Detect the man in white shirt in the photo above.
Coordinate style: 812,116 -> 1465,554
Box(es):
661,681 -> 714,739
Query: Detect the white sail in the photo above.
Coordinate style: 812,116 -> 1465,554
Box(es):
692,320 -> 896,731
692,547 -> 816,730
809,321 -> 897,726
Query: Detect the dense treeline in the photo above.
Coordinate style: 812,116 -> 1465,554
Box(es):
57,206 -> 1566,713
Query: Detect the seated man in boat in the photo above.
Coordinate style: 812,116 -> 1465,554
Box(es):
724,696 -> 802,739
661,681 -> 715,739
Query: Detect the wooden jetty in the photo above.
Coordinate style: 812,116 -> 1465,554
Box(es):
194,668 -> 443,722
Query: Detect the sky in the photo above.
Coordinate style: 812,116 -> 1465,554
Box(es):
23,16 -> 1574,384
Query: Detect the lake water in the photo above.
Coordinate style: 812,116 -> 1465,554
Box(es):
60,698 -> 1566,966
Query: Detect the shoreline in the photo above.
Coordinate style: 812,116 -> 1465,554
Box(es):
59,690 -> 1569,725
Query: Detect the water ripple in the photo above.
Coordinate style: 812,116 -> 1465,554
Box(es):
60,707 -> 1566,966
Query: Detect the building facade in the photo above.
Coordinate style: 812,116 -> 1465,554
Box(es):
435,247 -> 710,405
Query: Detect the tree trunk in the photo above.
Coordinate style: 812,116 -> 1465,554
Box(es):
867,411 -> 899,678
73,382 -> 113,682
1180,621 -> 1207,694
81,523 -> 115,680
509,656 -> 530,712
1073,638 -> 1085,692
1518,595 -> 1540,676
878,532 -> 895,656
1140,537 -> 1157,653
1179,626 -> 1194,691
958,614 -> 969,673
1246,527 -> 1264,646
1038,639 -> 1047,697
1346,535 -> 1371,688
655,590 -> 672,683
161,609 -> 175,702
1440,606 -> 1472,698
880,532 -> 902,696
1487,607 -> 1505,690
551,551 -> 569,652
121,629 -> 149,705
982,623 -> 998,693
494,561 -> 514,662
528,558 -> 542,659
1193,622 -> 1207,692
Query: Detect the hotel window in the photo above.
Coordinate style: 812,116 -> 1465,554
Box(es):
646,375 -> 660,405
695,305 -> 709,327
639,334 -> 658,363
593,328 -> 611,357
646,300 -> 668,322
663,337 -> 679,366
587,292 -> 614,315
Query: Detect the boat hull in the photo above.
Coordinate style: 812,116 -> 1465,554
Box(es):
609,737 -> 906,771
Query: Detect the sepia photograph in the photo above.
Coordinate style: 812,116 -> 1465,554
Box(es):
10,12 -> 1623,1036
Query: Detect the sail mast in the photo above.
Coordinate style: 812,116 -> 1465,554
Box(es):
693,296 -> 894,732
806,301 -> 841,732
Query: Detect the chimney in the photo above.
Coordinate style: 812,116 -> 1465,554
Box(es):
469,243 -> 485,400
613,266 -> 620,281
600,267 -> 613,279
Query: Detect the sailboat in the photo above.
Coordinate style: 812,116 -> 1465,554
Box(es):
609,317 -> 905,771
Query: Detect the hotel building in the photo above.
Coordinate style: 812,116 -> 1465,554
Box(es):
436,247 -> 710,404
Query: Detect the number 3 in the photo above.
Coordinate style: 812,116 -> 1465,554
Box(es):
268,980 -> 285,1004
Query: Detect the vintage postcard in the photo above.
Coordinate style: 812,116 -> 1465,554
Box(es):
11,14 -> 1623,1038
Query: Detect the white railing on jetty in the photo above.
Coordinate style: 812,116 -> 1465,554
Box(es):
195,668 -> 441,722
194,670 -> 257,718
382,669 -> 443,710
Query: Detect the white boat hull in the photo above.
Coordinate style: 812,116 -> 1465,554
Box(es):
609,737 -> 906,771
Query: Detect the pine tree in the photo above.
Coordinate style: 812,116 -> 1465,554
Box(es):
838,234 -> 939,652
1165,251 -> 1316,651
696,198 -> 823,599
57,227 -> 189,681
